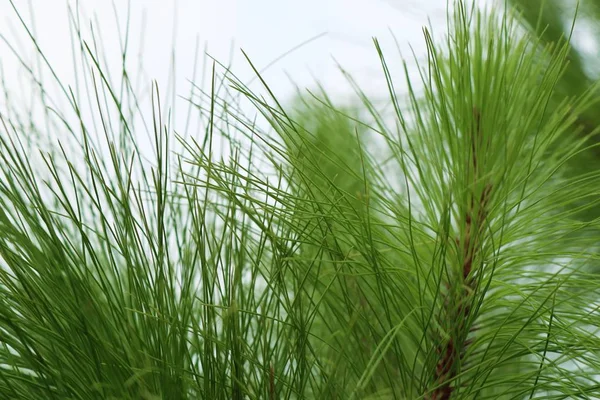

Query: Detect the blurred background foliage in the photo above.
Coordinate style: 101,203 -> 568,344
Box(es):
508,0 -> 600,182
504,0 -> 600,234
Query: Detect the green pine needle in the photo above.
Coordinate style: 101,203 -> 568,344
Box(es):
0,1 -> 599,399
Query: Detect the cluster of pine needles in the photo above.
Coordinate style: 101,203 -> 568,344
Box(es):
1,1 -> 600,399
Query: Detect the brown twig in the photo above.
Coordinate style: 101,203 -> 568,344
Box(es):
269,363 -> 276,400
427,107 -> 492,400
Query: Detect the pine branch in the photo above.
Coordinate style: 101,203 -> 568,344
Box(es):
428,106 -> 493,399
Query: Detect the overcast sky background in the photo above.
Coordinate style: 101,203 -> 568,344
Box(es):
0,1 -> 485,102
0,0 -> 511,152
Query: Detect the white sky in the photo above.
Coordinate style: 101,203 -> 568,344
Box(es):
0,1 -> 457,105
0,0 -> 502,160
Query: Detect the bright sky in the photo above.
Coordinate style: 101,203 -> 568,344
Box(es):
0,0 -> 501,161
0,1 -> 456,105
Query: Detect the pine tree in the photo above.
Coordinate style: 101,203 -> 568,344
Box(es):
0,1 -> 599,398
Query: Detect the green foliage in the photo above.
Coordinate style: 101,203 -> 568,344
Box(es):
508,0 -> 600,210
0,1 -> 600,399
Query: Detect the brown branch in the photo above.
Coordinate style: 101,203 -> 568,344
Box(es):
269,363 -> 276,400
426,107 -> 492,400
